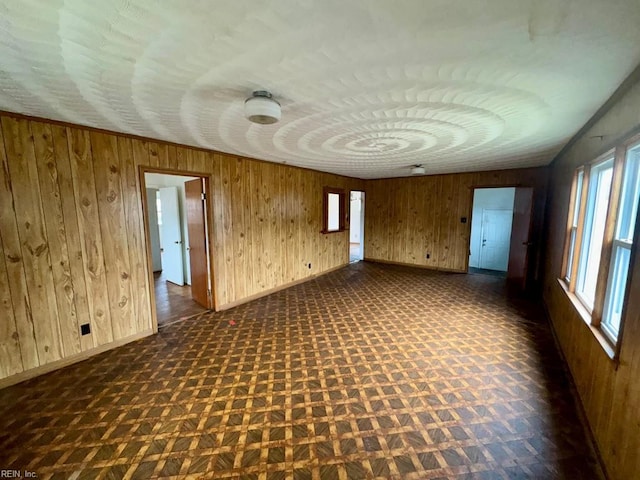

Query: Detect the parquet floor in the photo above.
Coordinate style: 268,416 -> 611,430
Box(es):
0,263 -> 602,479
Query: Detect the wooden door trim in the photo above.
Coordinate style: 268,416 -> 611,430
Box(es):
139,166 -> 217,333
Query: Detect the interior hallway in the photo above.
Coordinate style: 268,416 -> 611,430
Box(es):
154,271 -> 208,328
0,263 -> 601,479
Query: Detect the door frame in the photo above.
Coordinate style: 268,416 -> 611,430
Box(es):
139,166 -> 217,333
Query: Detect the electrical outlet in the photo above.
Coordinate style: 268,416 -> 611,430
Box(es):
80,323 -> 91,336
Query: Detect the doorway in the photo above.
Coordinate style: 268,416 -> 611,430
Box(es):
469,188 -> 515,276
349,191 -> 365,262
469,187 -> 534,290
143,171 -> 212,328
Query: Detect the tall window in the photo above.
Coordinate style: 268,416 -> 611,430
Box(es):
601,142 -> 640,343
565,169 -> 584,282
561,139 -> 640,353
575,157 -> 614,309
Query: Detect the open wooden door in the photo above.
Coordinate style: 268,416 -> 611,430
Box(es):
507,187 -> 534,291
185,179 -> 210,308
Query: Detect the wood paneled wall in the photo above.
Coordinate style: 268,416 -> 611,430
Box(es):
364,168 -> 548,277
542,75 -> 640,480
0,113 -> 362,384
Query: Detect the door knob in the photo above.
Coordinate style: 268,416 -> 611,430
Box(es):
174,241 -> 182,244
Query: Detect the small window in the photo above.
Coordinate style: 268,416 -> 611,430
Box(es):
323,187 -> 345,233
575,157 -> 614,310
601,142 -> 640,343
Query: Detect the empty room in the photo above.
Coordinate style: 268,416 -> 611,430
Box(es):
1,2 -> 640,480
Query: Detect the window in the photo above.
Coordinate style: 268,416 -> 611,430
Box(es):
575,157 -> 614,309
561,138 -> 640,352
323,187 -> 345,233
602,142 -> 640,343
564,169 -> 584,282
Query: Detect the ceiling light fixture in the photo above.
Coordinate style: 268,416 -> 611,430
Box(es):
245,90 -> 281,124
410,164 -> 425,175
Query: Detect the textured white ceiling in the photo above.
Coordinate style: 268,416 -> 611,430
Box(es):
1,1 -> 640,178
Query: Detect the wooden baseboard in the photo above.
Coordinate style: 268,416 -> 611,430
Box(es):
218,263 -> 350,311
363,257 -> 466,273
0,329 -> 154,389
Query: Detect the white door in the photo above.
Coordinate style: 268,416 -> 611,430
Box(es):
159,186 -> 185,285
479,209 -> 513,271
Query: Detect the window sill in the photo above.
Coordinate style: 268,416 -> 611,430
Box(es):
321,229 -> 346,235
556,278 -> 616,360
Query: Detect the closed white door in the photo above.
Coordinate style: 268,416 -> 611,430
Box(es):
479,209 -> 513,271
159,186 -> 185,285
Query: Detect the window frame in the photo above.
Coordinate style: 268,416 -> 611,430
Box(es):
574,155 -> 616,312
322,187 -> 346,234
559,137 -> 640,357
562,167 -> 585,284
601,139 -> 640,345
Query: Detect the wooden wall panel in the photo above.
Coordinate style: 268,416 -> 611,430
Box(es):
542,77 -> 640,480
117,137 -> 152,333
364,168 -> 549,277
0,112 -> 362,385
90,132 -> 135,340
1,117 -> 62,364
0,123 -> 38,371
31,122 -> 81,358
0,247 -> 22,378
67,128 -> 114,346
49,125 -> 94,352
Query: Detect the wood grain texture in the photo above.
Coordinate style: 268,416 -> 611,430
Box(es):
184,178 -> 209,308
117,137 -> 152,334
0,112 -> 363,384
1,117 -> 62,364
0,244 -> 22,378
364,169 -> 549,281
0,122 -> 38,371
542,78 -> 640,480
90,132 -> 135,340
50,125 -> 94,352
67,127 -> 114,346
31,122 -> 81,358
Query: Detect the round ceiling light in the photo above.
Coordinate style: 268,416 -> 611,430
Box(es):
245,90 -> 281,124
410,164 -> 426,175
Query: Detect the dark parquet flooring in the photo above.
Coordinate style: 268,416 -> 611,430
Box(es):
0,263 -> 602,479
